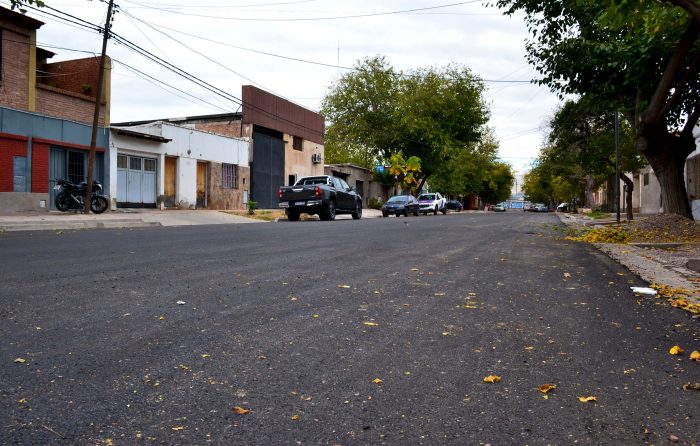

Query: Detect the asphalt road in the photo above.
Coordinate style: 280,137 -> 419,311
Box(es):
1,212 -> 699,445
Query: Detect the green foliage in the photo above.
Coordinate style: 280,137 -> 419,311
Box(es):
247,200 -> 258,215
388,152 -> 422,192
368,197 -> 383,210
492,0 -> 700,217
321,56 -> 489,184
479,162 -> 514,204
10,0 -> 44,9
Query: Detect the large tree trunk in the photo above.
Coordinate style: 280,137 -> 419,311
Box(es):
636,123 -> 694,219
604,175 -> 616,212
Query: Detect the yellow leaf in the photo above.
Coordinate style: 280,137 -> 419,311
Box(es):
159,315 -> 165,320
372,378 -> 383,385
172,426 -> 184,431
14,358 -> 26,364
524,346 -> 535,351
690,351 -> 700,362
201,354 -> 210,358
578,396 -> 597,403
312,314 -> 319,318
362,322 -> 378,327
232,406 -> 252,415
539,383 -> 556,394
291,414 -> 299,421
434,292 -> 446,296
337,285 -> 351,289
483,375 -> 501,383
669,345 -> 685,355
468,292 -> 476,296
18,398 -> 27,404
442,332 -> 450,336
410,268 -> 419,271
623,368 -> 636,375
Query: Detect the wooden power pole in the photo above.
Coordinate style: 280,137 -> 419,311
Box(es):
85,0 -> 115,213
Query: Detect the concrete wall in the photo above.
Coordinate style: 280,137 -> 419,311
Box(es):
284,134 -> 324,183
110,122 -> 249,210
324,164 -> 384,207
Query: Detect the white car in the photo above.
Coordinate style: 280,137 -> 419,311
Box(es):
417,192 -> 447,215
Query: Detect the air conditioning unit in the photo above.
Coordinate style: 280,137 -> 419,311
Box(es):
311,153 -> 322,164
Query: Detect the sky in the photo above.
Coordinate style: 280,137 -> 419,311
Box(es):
10,0 -> 563,175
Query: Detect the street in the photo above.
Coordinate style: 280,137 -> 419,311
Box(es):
1,212 -> 699,445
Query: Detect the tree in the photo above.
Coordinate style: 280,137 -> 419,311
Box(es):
9,0 -> 43,8
388,152 -> 422,193
321,56 -> 489,192
479,162 -> 515,205
493,0 -> 700,218
546,98 -> 645,219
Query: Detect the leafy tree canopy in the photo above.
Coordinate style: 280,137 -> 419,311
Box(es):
492,0 -> 700,218
321,56 -> 489,192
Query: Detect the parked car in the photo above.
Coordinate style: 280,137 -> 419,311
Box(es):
417,192 -> 447,215
493,204 -> 506,212
278,175 -> 362,221
556,202 -> 569,212
523,202 -> 534,212
534,203 -> 548,212
382,195 -> 420,217
445,199 -> 463,212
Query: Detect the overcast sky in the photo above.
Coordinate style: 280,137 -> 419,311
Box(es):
12,0 -> 563,174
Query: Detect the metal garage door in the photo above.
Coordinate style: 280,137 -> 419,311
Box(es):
251,129 -> 285,209
117,154 -> 157,208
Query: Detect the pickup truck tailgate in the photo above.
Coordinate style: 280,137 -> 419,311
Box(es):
280,186 -> 317,202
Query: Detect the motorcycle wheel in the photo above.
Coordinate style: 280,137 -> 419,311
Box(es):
55,192 -> 71,212
91,196 -> 108,214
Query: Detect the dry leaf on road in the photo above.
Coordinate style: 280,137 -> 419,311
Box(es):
362,322 -> 378,327
232,406 -> 252,415
372,378 -> 383,385
669,345 -> 685,355
539,383 -> 556,394
578,396 -> 597,403
690,351 -> 700,362
483,375 -> 501,383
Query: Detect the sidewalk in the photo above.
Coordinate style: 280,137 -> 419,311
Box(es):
557,212 -> 700,310
0,208 -> 386,232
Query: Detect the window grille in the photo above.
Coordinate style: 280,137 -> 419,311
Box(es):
222,163 -> 238,189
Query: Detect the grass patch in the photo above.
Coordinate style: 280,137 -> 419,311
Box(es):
223,210 -> 285,222
584,210 -> 612,219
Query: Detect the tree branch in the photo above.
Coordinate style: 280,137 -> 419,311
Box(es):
643,20 -> 700,123
666,0 -> 700,24
661,51 -> 700,117
680,103 -> 700,139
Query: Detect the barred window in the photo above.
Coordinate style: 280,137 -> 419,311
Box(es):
222,163 -> 238,189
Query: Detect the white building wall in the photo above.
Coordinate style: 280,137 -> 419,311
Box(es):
109,121 -> 249,209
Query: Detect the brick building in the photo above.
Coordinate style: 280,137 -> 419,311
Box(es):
116,86 -> 325,209
0,6 -> 110,212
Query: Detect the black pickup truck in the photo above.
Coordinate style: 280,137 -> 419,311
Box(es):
278,175 -> 363,221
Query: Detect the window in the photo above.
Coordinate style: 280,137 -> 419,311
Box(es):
222,163 -> 238,189
117,155 -> 127,169
144,159 -> 156,172
292,135 -> 303,151
643,173 -> 649,186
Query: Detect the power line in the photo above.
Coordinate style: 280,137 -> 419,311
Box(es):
114,0 -> 482,22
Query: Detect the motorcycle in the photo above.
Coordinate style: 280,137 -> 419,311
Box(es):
53,179 -> 109,214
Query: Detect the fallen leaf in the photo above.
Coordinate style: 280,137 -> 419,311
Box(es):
669,434 -> 680,443
483,375 -> 501,383
564,273 -> 571,278
690,351 -> 700,362
669,345 -> 685,355
158,315 -> 165,320
337,285 -> 351,289
434,292 -> 446,296
578,396 -> 597,403
290,414 -> 299,421
312,314 -> 319,318
13,358 -> 26,364
176,300 -> 185,305
623,368 -> 636,375
55,230 -> 63,235
17,398 -> 27,404
410,268 -> 419,271
362,322 -> 378,327
524,346 -> 535,351
682,382 -> 700,391
172,426 -> 184,431
468,292 -> 476,296
539,383 -> 556,394
201,354 -> 210,358
232,406 -> 252,415
372,378 -> 383,385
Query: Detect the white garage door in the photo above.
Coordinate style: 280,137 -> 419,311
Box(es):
117,154 -> 157,207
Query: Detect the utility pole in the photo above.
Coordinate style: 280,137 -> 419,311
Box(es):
614,111 -> 620,223
84,0 -> 115,213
